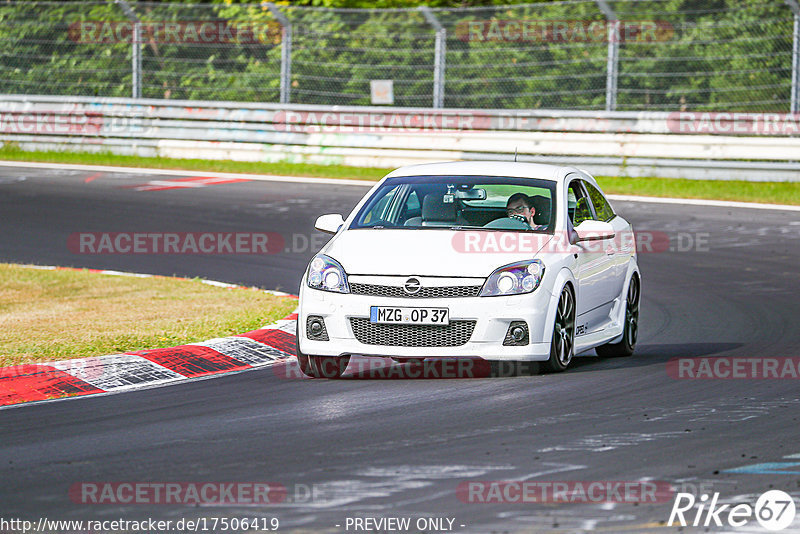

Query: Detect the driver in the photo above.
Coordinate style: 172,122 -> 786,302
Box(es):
506,193 -> 546,230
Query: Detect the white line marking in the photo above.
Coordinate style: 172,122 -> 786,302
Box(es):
201,279 -> 241,289
607,194 -> 800,212
3,159 -> 797,211
0,160 -> 374,187
14,263 -> 295,296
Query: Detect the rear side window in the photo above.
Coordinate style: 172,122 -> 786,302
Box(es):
585,183 -> 615,222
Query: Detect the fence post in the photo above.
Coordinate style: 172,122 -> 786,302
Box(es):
420,6 -> 446,109
786,0 -> 800,114
595,0 -> 619,112
266,3 -> 292,105
115,0 -> 141,99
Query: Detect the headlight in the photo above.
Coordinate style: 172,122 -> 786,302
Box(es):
306,254 -> 350,294
480,260 -> 545,297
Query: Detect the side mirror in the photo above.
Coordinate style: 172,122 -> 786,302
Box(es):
315,213 -> 344,235
574,220 -> 615,242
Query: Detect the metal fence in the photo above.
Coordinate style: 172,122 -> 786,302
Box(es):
1,0 -> 799,112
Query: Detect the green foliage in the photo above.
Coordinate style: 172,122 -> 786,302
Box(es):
0,0 -> 795,110
616,0 -> 794,111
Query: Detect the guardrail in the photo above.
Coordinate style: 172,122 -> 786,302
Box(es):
1,95 -> 799,181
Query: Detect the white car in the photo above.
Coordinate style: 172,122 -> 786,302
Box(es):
296,162 -> 640,378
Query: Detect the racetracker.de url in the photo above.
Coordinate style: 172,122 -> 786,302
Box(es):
0,516 -> 280,533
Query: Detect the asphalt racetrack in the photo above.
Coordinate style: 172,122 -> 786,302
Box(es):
1,164 -> 799,533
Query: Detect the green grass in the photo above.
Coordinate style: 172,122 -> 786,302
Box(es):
0,264 -> 298,366
596,175 -> 800,206
0,145 -> 386,181
1,145 -> 798,205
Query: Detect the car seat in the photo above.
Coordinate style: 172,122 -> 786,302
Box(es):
529,195 -> 551,226
420,193 -> 457,226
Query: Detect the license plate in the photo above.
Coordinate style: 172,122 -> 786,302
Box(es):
370,306 -> 449,325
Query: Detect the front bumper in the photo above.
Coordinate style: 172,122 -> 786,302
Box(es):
297,284 -> 554,361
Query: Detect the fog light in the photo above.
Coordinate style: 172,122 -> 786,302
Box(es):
306,315 -> 329,341
511,326 -> 525,342
503,321 -> 529,346
310,320 -> 323,336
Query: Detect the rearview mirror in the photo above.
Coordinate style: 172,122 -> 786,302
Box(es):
456,188 -> 486,200
315,213 -> 344,235
574,220 -> 615,242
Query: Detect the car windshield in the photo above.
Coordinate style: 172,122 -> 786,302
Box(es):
350,175 -> 556,232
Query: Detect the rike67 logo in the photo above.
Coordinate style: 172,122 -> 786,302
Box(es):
669,490 -> 796,531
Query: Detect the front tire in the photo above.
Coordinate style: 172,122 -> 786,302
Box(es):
295,321 -> 350,378
544,286 -> 576,373
297,351 -> 350,379
596,275 -> 639,358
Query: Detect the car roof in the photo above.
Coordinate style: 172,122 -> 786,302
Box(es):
383,161 -> 575,181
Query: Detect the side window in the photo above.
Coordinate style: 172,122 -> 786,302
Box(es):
585,182 -> 615,222
398,190 -> 421,222
568,180 -> 593,226
406,190 -> 420,211
361,186 -> 399,225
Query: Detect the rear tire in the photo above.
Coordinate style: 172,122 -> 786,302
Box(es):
544,286 -> 575,373
596,275 -> 639,358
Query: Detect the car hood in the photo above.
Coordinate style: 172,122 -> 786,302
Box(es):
323,229 -> 554,277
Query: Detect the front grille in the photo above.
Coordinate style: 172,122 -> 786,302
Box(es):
350,318 -> 476,347
350,283 -> 481,299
